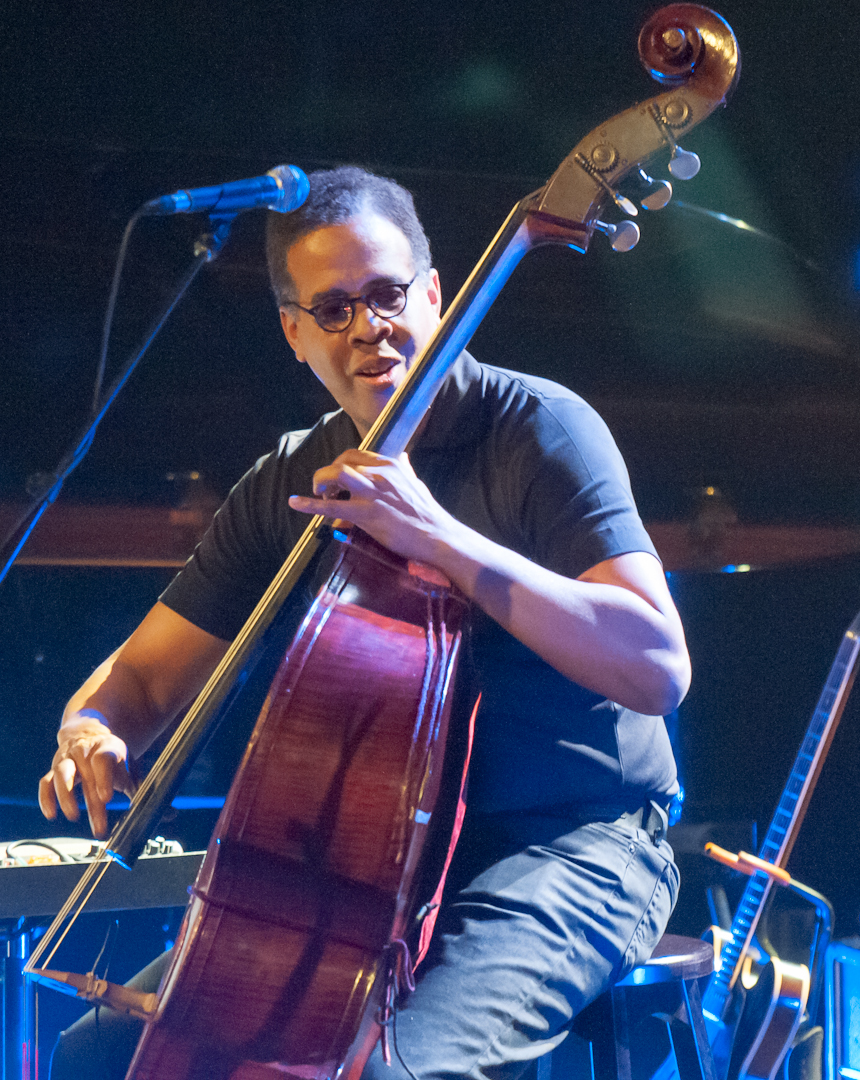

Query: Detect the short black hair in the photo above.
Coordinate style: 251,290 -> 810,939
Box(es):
266,165 -> 432,306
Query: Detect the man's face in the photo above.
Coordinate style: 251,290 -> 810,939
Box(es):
279,214 -> 442,437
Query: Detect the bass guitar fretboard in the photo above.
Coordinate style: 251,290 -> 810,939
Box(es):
703,610 -> 860,1020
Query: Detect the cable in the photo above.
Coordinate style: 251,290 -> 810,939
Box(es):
91,209 -> 144,416
391,998 -> 423,1080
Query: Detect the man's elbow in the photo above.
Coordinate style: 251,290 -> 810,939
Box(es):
643,647 -> 691,716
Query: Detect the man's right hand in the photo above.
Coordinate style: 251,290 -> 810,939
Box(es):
37,602 -> 230,839
38,714 -> 136,839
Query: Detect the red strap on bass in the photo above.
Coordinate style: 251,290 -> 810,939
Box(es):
413,693 -> 480,970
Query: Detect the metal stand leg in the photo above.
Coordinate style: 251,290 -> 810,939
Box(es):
3,925 -> 36,1080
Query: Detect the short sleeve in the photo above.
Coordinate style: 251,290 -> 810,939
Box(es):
510,391 -> 658,579
159,410 -> 358,640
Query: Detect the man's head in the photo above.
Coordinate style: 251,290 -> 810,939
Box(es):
266,166 -> 432,307
270,167 -> 442,437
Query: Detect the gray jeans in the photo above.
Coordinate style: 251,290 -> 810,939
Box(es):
51,809 -> 678,1080
362,809 -> 679,1080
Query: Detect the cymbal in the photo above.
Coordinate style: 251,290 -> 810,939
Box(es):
648,520 -> 860,573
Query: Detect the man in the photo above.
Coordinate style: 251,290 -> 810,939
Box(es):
42,166 -> 689,1080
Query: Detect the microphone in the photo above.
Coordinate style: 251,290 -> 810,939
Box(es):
141,164 -> 310,217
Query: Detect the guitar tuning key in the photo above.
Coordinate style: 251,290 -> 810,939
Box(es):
636,168 -> 673,210
594,219 -> 641,252
668,146 -> 701,180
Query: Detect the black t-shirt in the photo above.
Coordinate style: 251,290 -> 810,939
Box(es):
161,353 -> 678,813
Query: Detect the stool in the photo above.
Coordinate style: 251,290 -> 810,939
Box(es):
544,934 -> 717,1080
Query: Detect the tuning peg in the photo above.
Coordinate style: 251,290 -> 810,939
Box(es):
594,219 -> 641,252
649,100 -> 702,180
667,146 -> 701,180
612,192 -> 639,217
636,168 -> 673,210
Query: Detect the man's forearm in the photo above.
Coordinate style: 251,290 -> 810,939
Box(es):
61,651 -> 171,760
289,449 -> 690,715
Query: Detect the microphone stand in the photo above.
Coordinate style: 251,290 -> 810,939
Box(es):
0,214 -> 236,586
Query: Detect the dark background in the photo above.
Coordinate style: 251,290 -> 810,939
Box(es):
2,0 -> 860,1024
4,0 -> 860,520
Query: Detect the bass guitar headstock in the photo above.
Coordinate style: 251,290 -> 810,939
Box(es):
528,4 -> 740,252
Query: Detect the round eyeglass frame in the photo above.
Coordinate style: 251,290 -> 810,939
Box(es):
284,276 -> 417,333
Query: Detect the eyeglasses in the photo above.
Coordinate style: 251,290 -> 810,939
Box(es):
285,277 -> 417,333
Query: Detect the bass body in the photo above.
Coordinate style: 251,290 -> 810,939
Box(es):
127,532 -> 469,1080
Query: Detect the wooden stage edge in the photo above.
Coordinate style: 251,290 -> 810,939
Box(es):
3,504 -> 860,573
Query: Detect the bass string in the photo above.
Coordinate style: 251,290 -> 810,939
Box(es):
25,856 -> 113,971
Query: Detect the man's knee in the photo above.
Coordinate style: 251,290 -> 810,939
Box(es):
49,951 -> 171,1080
51,1009 -> 146,1080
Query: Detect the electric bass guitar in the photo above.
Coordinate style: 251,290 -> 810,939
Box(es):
701,608 -> 860,1080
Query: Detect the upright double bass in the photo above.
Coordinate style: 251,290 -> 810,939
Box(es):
28,8 -> 740,1078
